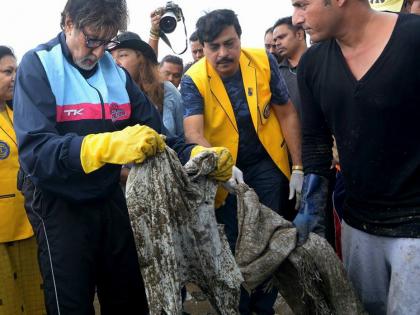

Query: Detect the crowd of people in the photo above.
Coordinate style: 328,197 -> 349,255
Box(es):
1,0 -> 419,314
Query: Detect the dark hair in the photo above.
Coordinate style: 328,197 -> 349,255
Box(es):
195,9 -> 242,44
273,16 -> 306,40
160,55 -> 183,68
265,27 -> 273,36
110,31 -> 158,65
60,0 -> 128,37
136,55 -> 164,113
189,31 -> 199,42
0,46 -> 15,61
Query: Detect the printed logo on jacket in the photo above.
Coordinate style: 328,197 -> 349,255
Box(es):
0,140 -> 10,160
37,43 -> 131,123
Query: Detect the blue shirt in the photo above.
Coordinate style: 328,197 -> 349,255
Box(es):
162,81 -> 184,138
181,54 -> 289,167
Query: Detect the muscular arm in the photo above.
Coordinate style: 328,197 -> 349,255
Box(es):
183,114 -> 212,147
272,100 -> 302,166
297,52 -> 333,176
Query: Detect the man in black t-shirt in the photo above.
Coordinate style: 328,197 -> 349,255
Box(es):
291,0 -> 420,314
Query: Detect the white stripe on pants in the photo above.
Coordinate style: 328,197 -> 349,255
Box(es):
341,221 -> 420,315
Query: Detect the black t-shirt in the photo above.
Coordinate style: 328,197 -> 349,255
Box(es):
298,13 -> 420,237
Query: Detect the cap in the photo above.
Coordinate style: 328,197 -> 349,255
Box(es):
108,31 -> 158,65
369,0 -> 405,12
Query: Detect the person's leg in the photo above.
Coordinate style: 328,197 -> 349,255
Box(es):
14,237 -> 46,315
386,237 -> 420,315
243,159 -> 288,215
0,238 -> 45,315
242,158 -> 287,315
215,193 -> 238,253
23,180 -> 98,315
216,194 -> 254,314
341,221 -> 389,315
332,170 -> 345,258
96,188 -> 149,315
216,158 -> 287,314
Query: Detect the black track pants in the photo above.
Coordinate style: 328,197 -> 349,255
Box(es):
22,179 -> 149,315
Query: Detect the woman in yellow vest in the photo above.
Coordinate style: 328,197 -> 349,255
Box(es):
0,46 -> 45,315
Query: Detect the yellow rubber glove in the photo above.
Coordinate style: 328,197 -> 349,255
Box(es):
190,145 -> 234,181
80,124 -> 166,173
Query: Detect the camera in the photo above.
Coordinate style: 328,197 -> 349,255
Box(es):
159,1 -> 183,34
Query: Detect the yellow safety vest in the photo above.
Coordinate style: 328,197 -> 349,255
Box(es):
0,105 -> 33,242
187,48 -> 290,208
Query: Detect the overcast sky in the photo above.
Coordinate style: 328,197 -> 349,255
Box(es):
1,1 -> 293,63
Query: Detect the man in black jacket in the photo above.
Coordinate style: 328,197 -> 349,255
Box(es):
13,1 -> 233,314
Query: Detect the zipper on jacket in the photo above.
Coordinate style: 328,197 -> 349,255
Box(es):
87,84 -> 106,120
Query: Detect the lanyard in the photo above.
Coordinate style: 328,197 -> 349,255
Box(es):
0,106 -> 17,146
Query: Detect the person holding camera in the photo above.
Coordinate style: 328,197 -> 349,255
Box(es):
149,3 -> 185,88
148,6 -> 164,55
148,2 -> 183,57
181,9 -> 303,314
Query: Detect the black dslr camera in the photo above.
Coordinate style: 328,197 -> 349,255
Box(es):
159,1 -> 183,34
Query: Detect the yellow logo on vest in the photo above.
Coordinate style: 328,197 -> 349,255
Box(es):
369,0 -> 405,12
0,141 -> 10,160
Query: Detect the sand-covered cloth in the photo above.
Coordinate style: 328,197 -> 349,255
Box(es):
126,147 -> 365,315
235,184 -> 366,315
125,148 -> 243,315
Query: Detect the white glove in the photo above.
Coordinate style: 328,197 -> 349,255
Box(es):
222,166 -> 244,194
289,170 -> 304,209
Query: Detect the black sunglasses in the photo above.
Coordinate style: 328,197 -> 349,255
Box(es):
82,29 -> 120,49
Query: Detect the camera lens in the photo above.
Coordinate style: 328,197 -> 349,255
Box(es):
160,12 -> 177,33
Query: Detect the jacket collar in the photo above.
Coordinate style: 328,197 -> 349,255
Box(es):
205,50 -> 258,131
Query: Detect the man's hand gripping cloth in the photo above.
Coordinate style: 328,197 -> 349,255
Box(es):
125,147 -> 243,315
234,184 -> 366,315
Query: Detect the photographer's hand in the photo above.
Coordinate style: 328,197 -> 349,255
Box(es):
149,8 -> 163,54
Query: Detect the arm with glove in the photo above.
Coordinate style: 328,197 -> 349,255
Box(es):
292,174 -> 329,245
271,101 -> 303,210
189,145 -> 236,182
126,81 -> 235,181
289,167 -> 304,209
292,52 -> 335,246
80,124 -> 165,173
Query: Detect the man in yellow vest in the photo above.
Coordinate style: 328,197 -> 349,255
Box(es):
181,9 -> 302,314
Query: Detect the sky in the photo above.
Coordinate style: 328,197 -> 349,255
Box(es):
1,0 -> 293,63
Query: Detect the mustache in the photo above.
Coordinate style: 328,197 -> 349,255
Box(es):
216,57 -> 234,64
82,55 -> 98,64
